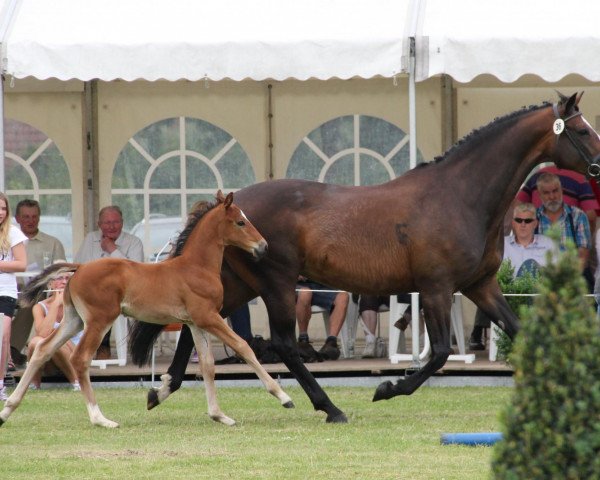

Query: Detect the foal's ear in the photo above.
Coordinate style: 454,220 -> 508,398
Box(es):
224,192 -> 233,208
216,189 -> 226,203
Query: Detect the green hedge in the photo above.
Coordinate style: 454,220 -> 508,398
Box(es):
492,235 -> 600,479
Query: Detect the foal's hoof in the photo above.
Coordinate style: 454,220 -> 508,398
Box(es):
282,401 -> 295,409
373,380 -> 394,402
326,412 -> 348,423
147,389 -> 160,410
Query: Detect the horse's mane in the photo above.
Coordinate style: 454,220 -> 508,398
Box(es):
416,102 -> 551,169
171,200 -> 218,258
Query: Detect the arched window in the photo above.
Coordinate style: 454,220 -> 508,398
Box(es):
287,114 -> 423,185
112,116 -> 255,260
3,119 -> 73,259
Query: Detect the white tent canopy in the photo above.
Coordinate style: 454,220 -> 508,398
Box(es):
416,0 -> 600,83
0,0 -> 412,81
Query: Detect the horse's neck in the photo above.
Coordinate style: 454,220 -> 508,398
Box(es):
442,111 -> 551,224
182,211 -> 226,273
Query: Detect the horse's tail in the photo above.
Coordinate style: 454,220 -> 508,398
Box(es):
128,320 -> 165,367
19,263 -> 79,308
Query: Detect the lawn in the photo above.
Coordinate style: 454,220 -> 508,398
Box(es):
0,385 -> 511,479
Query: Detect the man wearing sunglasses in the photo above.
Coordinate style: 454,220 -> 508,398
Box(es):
505,203 -> 555,277
470,203 -> 554,351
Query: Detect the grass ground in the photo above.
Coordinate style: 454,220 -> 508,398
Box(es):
0,385 -> 511,479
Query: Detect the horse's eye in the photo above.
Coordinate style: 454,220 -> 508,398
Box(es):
237,220 -> 245,227
578,128 -> 590,136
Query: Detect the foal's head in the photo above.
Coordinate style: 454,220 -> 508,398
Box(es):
216,190 -> 268,259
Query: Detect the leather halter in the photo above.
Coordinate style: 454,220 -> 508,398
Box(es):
552,103 -> 600,177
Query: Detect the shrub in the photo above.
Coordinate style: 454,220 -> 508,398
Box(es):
495,261 -> 538,362
491,236 -> 600,479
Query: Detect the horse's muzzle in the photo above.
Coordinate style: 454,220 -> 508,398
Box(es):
252,240 -> 268,259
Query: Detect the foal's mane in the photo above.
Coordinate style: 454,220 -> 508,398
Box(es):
417,102 -> 551,169
171,200 -> 218,258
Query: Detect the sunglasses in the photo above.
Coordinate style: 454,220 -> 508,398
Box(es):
513,217 -> 535,224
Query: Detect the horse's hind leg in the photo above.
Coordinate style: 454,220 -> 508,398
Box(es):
199,313 -> 294,409
189,326 -> 235,426
374,292 -> 453,401
68,307 -> 119,428
462,277 -> 520,339
0,313 -> 81,426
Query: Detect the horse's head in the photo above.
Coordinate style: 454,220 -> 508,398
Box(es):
216,190 -> 268,259
550,92 -> 600,178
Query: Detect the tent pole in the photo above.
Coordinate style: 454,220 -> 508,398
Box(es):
408,36 -> 417,170
0,74 -> 4,192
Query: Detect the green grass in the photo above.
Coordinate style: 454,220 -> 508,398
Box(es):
0,385 -> 511,479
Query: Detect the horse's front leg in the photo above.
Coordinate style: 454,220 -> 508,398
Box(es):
198,312 -> 294,410
373,292 -> 453,401
265,294 -> 347,423
188,325 -> 235,426
0,312 -> 82,426
69,308 -> 119,428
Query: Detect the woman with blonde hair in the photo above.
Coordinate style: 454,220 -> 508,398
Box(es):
0,192 -> 27,401
27,267 -> 80,391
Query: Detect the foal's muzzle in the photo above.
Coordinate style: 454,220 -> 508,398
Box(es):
252,240 -> 268,260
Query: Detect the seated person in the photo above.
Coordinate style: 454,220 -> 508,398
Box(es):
296,276 -> 349,361
469,203 -> 554,350
358,295 -> 388,358
26,269 -> 81,391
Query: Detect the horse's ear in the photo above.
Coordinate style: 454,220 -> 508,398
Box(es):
555,90 -> 569,104
224,192 -> 233,208
216,190 -> 226,203
564,92 -> 580,114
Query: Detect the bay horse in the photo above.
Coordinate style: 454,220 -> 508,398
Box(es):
0,191 -> 294,428
129,92 -> 600,424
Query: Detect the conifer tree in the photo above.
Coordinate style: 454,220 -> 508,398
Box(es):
492,233 -> 600,479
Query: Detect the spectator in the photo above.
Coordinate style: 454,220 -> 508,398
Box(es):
296,277 -> 349,361
0,192 -> 27,401
15,199 -> 66,271
75,205 -> 144,359
535,172 -> 592,286
470,203 -> 554,350
358,295 -> 387,358
26,268 -> 80,391
12,199 -> 67,358
516,165 -> 598,233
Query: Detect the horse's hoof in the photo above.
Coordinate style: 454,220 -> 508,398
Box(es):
373,380 -> 394,402
326,412 -> 348,423
282,401 -> 295,409
147,389 -> 160,410
0,417 -> 4,427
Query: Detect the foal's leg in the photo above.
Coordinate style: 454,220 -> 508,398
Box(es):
198,312 -> 294,409
0,312 -> 82,426
67,306 -> 119,428
188,326 -> 235,426
374,292 -> 453,401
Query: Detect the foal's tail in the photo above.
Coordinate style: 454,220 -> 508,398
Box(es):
128,320 -> 165,367
19,263 -> 79,308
